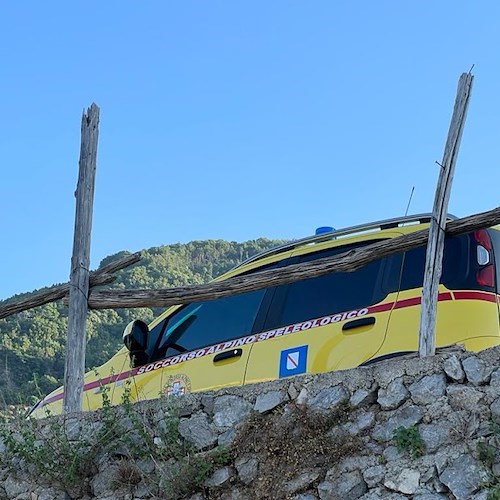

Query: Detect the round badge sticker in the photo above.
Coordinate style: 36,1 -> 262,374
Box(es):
164,374 -> 192,397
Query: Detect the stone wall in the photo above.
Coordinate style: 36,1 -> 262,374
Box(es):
3,345 -> 500,499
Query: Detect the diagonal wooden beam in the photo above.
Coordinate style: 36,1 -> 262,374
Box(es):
87,206 -> 500,310
0,251 -> 141,320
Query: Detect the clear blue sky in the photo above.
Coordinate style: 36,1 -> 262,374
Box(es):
1,2 -> 499,300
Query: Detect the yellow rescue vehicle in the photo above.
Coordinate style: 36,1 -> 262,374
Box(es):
33,214 -> 500,416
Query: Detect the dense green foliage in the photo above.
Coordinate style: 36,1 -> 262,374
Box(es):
0,238 -> 282,406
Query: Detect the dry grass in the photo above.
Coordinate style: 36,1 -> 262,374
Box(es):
231,402 -> 363,499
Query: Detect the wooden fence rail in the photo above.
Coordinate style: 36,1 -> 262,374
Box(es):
0,252 -> 141,320
87,206 -> 500,309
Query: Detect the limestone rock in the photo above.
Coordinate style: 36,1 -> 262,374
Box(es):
471,490 -> 489,500
254,390 -> 288,414
318,470 -> 367,499
90,462 -> 121,497
439,454 -> 483,500
490,397 -> 500,422
463,356 -> 493,385
377,378 -> 409,410
490,368 -> 500,387
204,466 -> 233,487
297,388 -> 309,405
363,465 -> 385,487
306,385 -> 348,413
32,488 -> 71,500
383,445 -> 402,462
419,422 -> 452,452
373,362 -> 407,388
213,395 -> 252,428
350,387 -> 378,407
135,458 -> 155,475
284,469 -> 321,494
219,488 -> 252,500
64,418 -> 81,441
358,487 -> 407,499
201,394 -> 215,415
447,385 -> 484,411
218,427 -> 237,447
134,479 -> 155,499
3,476 -> 31,498
409,374 -> 446,405
187,493 -> 205,500
384,468 -> 420,494
235,457 -> 258,485
291,493 -> 319,500
288,383 -> 299,400
178,413 -> 217,450
344,410 -> 376,436
443,356 -> 465,382
372,405 -> 424,442
413,493 -> 448,499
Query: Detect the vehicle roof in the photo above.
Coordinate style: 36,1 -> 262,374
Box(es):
234,213 -> 457,271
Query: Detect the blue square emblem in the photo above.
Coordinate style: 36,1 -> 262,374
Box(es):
279,345 -> 308,378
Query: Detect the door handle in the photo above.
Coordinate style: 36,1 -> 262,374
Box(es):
342,316 -> 376,331
213,348 -> 243,363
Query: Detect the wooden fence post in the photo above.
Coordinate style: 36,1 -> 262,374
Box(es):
63,103 -> 100,413
418,73 -> 474,357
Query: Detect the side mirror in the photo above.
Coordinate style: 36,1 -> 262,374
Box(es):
123,320 -> 149,367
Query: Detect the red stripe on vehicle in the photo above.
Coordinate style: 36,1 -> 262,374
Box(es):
393,292 -> 453,310
42,369 -> 140,406
369,292 -> 452,313
43,392 -> 63,405
453,291 -> 498,303
368,303 -> 393,313
394,296 -> 421,309
41,289 -> 500,408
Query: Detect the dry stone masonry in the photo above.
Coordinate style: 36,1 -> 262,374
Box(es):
3,345 -> 500,499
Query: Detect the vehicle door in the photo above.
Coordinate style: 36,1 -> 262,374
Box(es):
45,265 -> 280,413
109,286 -> 273,403
72,256 -> 288,411
244,234 -> 403,384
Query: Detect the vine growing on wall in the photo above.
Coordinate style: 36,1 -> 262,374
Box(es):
0,383 -> 230,498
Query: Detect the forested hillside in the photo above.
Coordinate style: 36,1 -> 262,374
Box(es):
0,238 -> 282,406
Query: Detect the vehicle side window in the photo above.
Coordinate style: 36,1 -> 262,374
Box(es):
147,261 -> 283,362
267,242 -> 391,328
148,289 -> 266,361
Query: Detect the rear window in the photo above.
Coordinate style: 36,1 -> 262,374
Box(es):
488,228 -> 500,291
384,233 -> 492,293
388,235 -> 470,292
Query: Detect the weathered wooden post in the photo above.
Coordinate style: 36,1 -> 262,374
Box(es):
418,72 -> 474,357
63,103 -> 100,413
